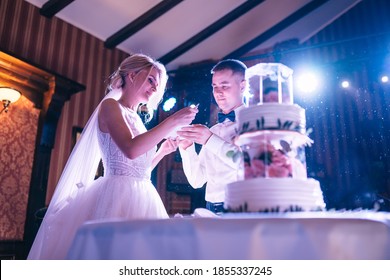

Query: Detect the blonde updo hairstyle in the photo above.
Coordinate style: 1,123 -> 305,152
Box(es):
107,54 -> 168,122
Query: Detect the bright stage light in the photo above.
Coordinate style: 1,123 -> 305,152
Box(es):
381,75 -> 389,83
341,80 -> 350,88
296,72 -> 320,94
162,97 -> 176,112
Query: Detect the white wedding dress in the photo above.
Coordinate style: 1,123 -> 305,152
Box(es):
28,103 -> 168,259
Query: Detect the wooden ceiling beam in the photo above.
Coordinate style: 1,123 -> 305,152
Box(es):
224,0 -> 330,59
158,0 -> 265,64
39,0 -> 74,18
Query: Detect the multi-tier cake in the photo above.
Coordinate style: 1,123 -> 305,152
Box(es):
224,63 -> 325,213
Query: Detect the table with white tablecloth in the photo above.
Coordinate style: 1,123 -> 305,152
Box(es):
66,210 -> 390,260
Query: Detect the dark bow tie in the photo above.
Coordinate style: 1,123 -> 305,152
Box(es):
218,110 -> 235,123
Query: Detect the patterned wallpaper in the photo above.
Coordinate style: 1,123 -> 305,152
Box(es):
0,97 -> 40,240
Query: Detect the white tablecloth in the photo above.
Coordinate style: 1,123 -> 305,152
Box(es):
66,210 -> 390,260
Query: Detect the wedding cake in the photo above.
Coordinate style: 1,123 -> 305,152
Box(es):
224,63 -> 325,212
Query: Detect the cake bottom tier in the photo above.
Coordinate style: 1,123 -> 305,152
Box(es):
224,178 -> 326,213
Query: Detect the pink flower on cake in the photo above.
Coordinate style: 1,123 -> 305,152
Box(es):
251,159 -> 266,177
268,163 -> 290,177
244,163 -> 255,178
268,149 -> 292,177
242,142 -> 295,179
270,149 -> 289,166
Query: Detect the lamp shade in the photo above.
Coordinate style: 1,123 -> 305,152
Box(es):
0,87 -> 21,103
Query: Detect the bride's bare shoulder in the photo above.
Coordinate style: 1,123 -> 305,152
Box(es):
98,99 -> 122,132
101,98 -> 119,107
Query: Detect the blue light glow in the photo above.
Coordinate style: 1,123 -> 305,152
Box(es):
162,97 -> 176,112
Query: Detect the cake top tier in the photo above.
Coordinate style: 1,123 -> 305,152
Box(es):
246,63 -> 294,105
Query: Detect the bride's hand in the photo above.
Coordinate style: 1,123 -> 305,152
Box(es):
169,106 -> 198,127
158,138 -> 179,156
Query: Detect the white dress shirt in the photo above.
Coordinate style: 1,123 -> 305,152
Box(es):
179,107 -> 243,203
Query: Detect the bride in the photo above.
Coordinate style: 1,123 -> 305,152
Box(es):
28,54 -> 198,259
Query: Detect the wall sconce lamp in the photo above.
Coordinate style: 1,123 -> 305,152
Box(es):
0,87 -> 21,114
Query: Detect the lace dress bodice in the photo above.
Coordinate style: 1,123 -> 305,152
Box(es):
97,106 -> 156,179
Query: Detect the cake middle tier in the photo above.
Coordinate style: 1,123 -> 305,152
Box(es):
234,130 -> 313,180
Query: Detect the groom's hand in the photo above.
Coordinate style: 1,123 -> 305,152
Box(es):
177,124 -> 212,145
178,138 -> 193,150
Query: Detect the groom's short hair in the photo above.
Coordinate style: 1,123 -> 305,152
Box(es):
211,59 -> 247,78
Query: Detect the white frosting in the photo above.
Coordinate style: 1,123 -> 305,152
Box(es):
237,103 -> 306,135
224,178 -> 325,212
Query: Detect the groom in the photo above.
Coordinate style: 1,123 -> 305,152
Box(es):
177,59 -> 247,213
